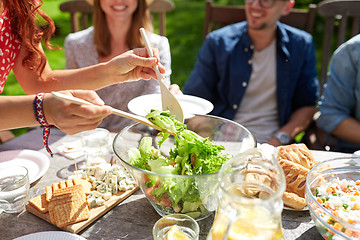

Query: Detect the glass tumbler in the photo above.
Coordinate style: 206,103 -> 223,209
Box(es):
208,148 -> 286,240
81,128 -> 111,165
0,165 -> 30,213
153,213 -> 200,240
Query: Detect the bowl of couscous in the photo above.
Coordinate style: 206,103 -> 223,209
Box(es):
306,157 -> 360,240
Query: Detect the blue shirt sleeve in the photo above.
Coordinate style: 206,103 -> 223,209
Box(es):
317,36 -> 360,134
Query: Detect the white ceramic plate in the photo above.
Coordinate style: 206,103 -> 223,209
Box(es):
0,149 -> 50,184
283,205 -> 309,211
13,231 -> 86,240
128,94 -> 214,119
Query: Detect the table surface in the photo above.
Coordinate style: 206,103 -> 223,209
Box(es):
0,127 -> 353,240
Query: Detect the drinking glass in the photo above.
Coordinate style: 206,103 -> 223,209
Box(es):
81,128 -> 111,166
0,165 -> 30,214
208,148 -> 286,240
153,213 -> 200,240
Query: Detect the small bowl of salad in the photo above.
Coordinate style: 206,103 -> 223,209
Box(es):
113,112 -> 256,220
306,157 -> 360,240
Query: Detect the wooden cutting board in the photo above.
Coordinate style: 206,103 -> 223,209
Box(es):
26,186 -> 139,233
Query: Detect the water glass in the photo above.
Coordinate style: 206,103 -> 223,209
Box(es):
81,128 -> 111,165
0,165 -> 30,214
153,214 -> 200,240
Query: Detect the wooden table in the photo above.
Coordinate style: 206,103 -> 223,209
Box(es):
0,127 -> 353,240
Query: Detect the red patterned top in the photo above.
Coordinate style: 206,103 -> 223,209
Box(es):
0,4 -> 21,93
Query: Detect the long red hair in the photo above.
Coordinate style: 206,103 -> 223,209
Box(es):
6,0 -> 55,77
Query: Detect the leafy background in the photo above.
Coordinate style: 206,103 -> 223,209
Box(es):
1,0 -> 333,136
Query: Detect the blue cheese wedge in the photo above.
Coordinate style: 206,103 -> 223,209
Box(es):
87,197 -> 97,208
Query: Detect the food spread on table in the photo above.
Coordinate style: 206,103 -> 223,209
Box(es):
68,160 -> 136,209
276,143 -> 317,210
26,160 -> 137,233
311,178 -> 360,239
127,110 -> 230,217
28,178 -> 90,228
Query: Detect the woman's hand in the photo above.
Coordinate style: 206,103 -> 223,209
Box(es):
108,48 -> 166,83
43,90 -> 112,135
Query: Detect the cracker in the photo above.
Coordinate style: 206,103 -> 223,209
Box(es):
52,184 -> 85,197
52,198 -> 89,228
28,193 -> 49,213
59,181 -> 66,189
65,179 -> 74,187
73,178 -> 91,195
52,182 -> 59,191
48,186 -> 89,228
45,186 -> 53,203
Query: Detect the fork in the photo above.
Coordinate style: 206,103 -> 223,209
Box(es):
139,28 -> 184,123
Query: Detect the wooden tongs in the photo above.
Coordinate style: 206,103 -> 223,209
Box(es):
51,91 -> 175,135
139,28 -> 184,123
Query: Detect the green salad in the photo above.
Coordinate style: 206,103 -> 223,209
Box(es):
127,110 -> 230,217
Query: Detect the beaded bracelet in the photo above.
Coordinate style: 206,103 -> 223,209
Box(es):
33,93 -> 53,157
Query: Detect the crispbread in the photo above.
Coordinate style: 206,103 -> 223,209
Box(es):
52,182 -> 59,191
283,191 -> 306,210
59,181 -> 66,189
52,198 -> 89,228
279,159 -> 309,197
277,143 -> 316,169
48,184 -> 89,228
46,179 -> 91,202
52,184 -> 85,197
65,179 -> 74,187
45,186 -> 52,203
28,193 -> 49,213
73,178 -> 91,195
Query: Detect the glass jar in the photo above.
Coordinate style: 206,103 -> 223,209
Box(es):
208,148 -> 285,240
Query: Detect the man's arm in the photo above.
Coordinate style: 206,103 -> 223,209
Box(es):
332,118 -> 360,144
317,36 -> 360,145
268,106 -> 316,146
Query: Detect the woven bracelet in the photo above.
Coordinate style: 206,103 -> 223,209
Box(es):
33,93 -> 53,157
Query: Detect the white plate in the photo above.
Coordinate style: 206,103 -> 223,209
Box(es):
0,149 -> 50,184
128,94 -> 214,119
13,231 -> 86,240
283,205 -> 309,211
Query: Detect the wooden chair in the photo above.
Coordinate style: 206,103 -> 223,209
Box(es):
59,0 -> 175,36
148,0 -> 175,36
317,0 -> 360,95
59,0 -> 93,33
203,0 -> 317,39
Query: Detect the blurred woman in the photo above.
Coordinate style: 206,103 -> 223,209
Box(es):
65,0 -> 172,131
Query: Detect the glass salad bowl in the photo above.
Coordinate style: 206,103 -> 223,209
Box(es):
306,157 -> 360,240
113,114 -> 256,220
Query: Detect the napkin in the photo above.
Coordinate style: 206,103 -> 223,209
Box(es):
57,140 -> 85,159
